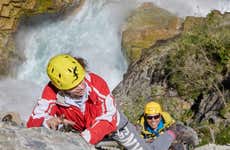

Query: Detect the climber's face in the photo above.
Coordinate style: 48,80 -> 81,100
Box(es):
146,114 -> 161,129
65,80 -> 87,98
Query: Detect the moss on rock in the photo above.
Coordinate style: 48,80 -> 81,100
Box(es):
34,0 -> 53,14
197,125 -> 213,146
163,11 -> 230,145
23,0 -> 74,15
219,103 -> 230,119
165,12 -> 230,100
215,126 -> 230,145
123,96 -> 146,123
122,2 -> 181,64
117,10 -> 230,145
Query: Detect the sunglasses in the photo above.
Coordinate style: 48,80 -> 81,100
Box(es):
146,115 -> 160,120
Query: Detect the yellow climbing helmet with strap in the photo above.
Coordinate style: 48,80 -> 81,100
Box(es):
47,54 -> 85,90
144,101 -> 162,115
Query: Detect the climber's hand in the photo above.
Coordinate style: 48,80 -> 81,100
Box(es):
168,122 -> 199,147
46,117 -> 62,130
46,115 -> 75,130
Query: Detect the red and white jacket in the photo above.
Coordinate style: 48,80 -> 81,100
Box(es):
27,72 -> 118,144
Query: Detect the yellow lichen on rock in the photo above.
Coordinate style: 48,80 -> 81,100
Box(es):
122,2 -> 182,63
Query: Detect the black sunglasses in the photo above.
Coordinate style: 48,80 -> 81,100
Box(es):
146,115 -> 160,120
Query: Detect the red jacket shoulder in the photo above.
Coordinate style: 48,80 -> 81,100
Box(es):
88,73 -> 110,95
41,82 -> 59,100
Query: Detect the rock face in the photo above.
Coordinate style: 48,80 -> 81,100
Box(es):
0,111 -> 96,150
121,2 -> 182,64
0,113 -> 228,150
0,122 -> 94,150
0,0 -> 84,78
114,9 -> 230,145
0,111 -> 24,126
0,0 -> 82,31
195,144 -> 230,150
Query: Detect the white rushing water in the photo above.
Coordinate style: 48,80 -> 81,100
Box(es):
15,0 -> 230,90
0,0 -> 229,121
16,0 -> 135,90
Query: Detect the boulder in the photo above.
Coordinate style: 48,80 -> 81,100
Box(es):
121,2 -> 182,64
0,122 -> 95,150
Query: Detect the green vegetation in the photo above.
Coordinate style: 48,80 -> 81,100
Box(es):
120,9 -> 230,146
165,13 -> 230,101
197,126 -> 213,145
180,109 -> 194,124
36,0 -> 54,14
162,11 -> 230,145
215,126 -> 230,144
219,102 -> 230,118
23,0 -> 56,15
123,96 -> 146,123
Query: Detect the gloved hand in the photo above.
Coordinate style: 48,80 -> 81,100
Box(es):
167,122 -> 199,150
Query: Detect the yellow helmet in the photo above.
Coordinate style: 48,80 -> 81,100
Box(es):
144,101 -> 162,115
47,54 -> 85,90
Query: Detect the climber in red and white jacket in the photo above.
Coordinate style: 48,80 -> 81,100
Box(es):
27,54 -> 117,145
27,54 -> 176,150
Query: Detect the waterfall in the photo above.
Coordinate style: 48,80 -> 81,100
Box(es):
1,0 -> 229,121
15,0 -> 230,90
15,0 -> 135,90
